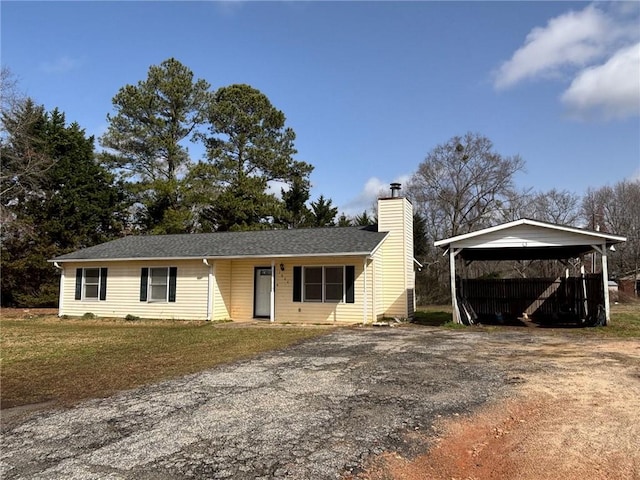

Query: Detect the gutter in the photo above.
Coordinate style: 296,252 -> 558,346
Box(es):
48,251 -> 379,264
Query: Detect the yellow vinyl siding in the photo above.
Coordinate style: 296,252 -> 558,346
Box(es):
404,200 -> 415,316
228,259 -> 259,320
212,260 -> 231,321
377,197 -> 413,318
273,257 -> 369,324
61,260 -> 208,320
220,257 -> 370,323
57,208 -> 412,323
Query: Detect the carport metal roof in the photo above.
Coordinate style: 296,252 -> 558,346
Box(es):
434,219 -> 627,324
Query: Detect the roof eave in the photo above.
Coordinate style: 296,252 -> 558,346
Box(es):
368,232 -> 389,258
49,251 -> 379,263
434,219 -> 627,248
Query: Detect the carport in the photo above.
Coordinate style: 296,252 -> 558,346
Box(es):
434,219 -> 627,326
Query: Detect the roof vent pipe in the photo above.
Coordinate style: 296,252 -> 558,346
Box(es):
390,183 -> 401,198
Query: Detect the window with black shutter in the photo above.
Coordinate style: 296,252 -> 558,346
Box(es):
293,266 -> 302,302
141,267 -> 177,302
293,265 -> 356,303
140,268 -> 149,301
75,268 -> 108,301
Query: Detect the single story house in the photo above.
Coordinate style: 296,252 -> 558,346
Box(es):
50,187 -> 415,323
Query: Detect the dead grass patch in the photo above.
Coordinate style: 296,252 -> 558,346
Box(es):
0,316 -> 331,409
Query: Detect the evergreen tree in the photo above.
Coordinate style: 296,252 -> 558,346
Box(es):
307,195 -> 338,227
1,105 -> 124,306
281,176 -> 311,228
353,210 -> 375,226
202,175 -> 281,231
203,84 -> 313,230
336,214 -> 352,227
413,212 -> 429,259
100,58 -> 211,232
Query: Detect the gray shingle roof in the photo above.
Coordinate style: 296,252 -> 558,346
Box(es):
51,226 -> 388,262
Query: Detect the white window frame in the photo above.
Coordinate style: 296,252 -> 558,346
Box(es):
82,268 -> 101,301
303,266 -> 345,303
148,267 -> 169,303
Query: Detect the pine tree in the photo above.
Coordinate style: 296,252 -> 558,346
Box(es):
203,84 -> 313,230
307,195 -> 338,227
100,58 -> 210,232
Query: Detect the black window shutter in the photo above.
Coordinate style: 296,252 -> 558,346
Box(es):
140,268 -> 148,302
99,268 -> 108,301
293,266 -> 302,302
75,268 -> 83,300
345,266 -> 355,303
168,267 -> 177,302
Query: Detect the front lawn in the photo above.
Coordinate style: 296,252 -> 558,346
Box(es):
0,316 -> 331,409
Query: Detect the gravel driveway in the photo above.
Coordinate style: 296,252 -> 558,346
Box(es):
1,327 -> 528,479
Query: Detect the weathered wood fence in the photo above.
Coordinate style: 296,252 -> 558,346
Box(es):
460,274 -> 604,323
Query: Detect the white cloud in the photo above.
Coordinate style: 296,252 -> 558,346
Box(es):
341,175 -> 409,217
40,55 -> 80,74
561,43 -> 640,120
212,1 -> 245,16
494,5 -> 611,89
493,3 -> 640,120
266,180 -> 289,199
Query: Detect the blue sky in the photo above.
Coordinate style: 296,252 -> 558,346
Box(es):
2,1 -> 639,216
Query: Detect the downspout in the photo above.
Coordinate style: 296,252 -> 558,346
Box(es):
371,256 -> 376,324
363,257 -> 368,326
203,259 -> 212,321
54,262 -> 64,317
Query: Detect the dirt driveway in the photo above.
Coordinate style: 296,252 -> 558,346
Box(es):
1,326 -> 639,480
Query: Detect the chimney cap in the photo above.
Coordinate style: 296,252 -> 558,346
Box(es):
390,183 -> 401,197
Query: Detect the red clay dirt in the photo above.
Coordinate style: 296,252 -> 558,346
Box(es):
348,339 -> 640,480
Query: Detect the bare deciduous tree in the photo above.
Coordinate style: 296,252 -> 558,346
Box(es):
532,188 -> 581,225
583,180 -> 640,280
408,132 -> 525,239
1,68 -> 55,206
406,132 -> 526,303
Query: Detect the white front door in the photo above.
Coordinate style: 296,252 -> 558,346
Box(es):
254,267 -> 272,318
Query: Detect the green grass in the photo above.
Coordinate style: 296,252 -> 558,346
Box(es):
412,306 -> 453,326
583,303 -> 640,337
413,303 -> 640,336
0,317 -> 331,409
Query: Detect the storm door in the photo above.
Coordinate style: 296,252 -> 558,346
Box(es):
254,267 -> 272,318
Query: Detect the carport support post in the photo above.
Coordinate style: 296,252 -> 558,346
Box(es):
449,248 -> 461,324
592,244 -> 611,325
